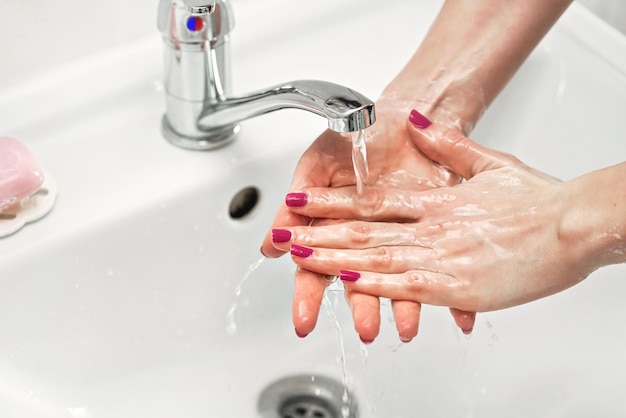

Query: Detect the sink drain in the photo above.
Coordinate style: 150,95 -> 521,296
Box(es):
280,395 -> 335,418
258,375 -> 358,418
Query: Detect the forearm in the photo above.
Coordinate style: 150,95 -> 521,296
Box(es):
381,0 -> 572,133
560,162 -> 626,271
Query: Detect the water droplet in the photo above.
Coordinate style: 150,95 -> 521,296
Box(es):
359,343 -> 369,363
341,405 -> 351,418
226,305 -> 237,335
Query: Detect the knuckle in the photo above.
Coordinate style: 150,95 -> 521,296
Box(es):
402,271 -> 426,293
401,270 -> 440,301
370,246 -> 395,270
356,188 -> 387,219
345,222 -> 372,247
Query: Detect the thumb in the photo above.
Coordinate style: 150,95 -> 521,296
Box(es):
407,109 -> 514,180
261,130 -> 349,258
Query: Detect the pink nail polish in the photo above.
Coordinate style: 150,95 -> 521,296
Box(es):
291,244 -> 313,258
409,109 -> 432,129
272,229 -> 292,243
285,192 -> 308,207
339,270 -> 360,282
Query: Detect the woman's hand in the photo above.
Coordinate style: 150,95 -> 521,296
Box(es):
262,0 -> 576,339
261,102 -> 476,342
277,116 -> 623,314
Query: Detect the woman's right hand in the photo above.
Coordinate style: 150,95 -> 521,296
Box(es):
260,101 -> 477,342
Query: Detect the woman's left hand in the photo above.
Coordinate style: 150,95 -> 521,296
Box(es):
275,119 -> 601,315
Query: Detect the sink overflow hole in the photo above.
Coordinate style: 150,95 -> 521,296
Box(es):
229,186 -> 260,219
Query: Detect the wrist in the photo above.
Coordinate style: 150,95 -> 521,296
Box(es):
380,69 -> 486,135
558,163 -> 626,270
379,0 -> 572,135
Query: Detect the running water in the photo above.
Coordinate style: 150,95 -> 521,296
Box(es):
226,256 -> 265,335
225,129 -> 371,415
322,290 -> 353,418
351,130 -> 369,197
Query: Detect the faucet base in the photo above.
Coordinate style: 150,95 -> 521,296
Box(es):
161,116 -> 240,151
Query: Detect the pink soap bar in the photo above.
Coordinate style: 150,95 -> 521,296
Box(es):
0,137 -> 45,211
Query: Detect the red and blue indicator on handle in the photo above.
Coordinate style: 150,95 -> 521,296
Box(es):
186,16 -> 205,32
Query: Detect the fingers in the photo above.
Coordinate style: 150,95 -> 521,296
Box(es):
260,130 -> 353,258
392,300 -> 421,343
338,269 -> 471,311
449,308 -> 477,335
344,291 -> 421,344
283,187 -> 429,222
292,266 -> 385,343
271,221 -> 434,252
261,205 -> 311,258
292,267 -> 331,338
293,249 -> 468,344
290,244 -> 437,277
407,110 -> 517,180
344,288 -> 381,344
288,242 -> 469,309
278,186 -> 458,223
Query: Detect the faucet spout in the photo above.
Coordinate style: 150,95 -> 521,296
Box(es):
198,80 -> 376,134
158,0 -> 377,150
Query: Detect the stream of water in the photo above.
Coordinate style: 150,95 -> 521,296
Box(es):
350,130 -> 369,197
226,131 -> 372,415
226,256 -> 265,335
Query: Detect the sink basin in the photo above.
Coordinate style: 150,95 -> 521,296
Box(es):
1,0 -> 626,417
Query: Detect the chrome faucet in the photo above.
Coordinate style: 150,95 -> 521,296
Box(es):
157,0 -> 376,150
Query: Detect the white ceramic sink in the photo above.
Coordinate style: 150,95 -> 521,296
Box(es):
1,1 -> 626,417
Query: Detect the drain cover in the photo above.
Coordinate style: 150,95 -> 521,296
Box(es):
258,375 -> 358,418
280,395 -> 335,418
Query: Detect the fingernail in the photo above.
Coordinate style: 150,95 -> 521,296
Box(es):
295,328 -> 309,338
285,192 -> 308,207
409,109 -> 432,129
259,246 -> 268,257
339,270 -> 360,282
360,336 -> 374,345
291,244 -> 313,258
462,328 -> 473,335
399,335 -> 413,343
272,229 -> 292,243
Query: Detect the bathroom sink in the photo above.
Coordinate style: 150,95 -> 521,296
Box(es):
1,0 -> 626,417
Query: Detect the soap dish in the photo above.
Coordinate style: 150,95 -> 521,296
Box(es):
0,137 -> 57,237
0,172 -> 57,237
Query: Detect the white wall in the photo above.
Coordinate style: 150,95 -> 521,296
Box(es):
0,0 -> 156,92
578,0 -> 626,34
0,0 -> 623,93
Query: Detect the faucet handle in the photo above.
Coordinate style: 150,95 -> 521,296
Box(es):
158,0 -> 234,43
